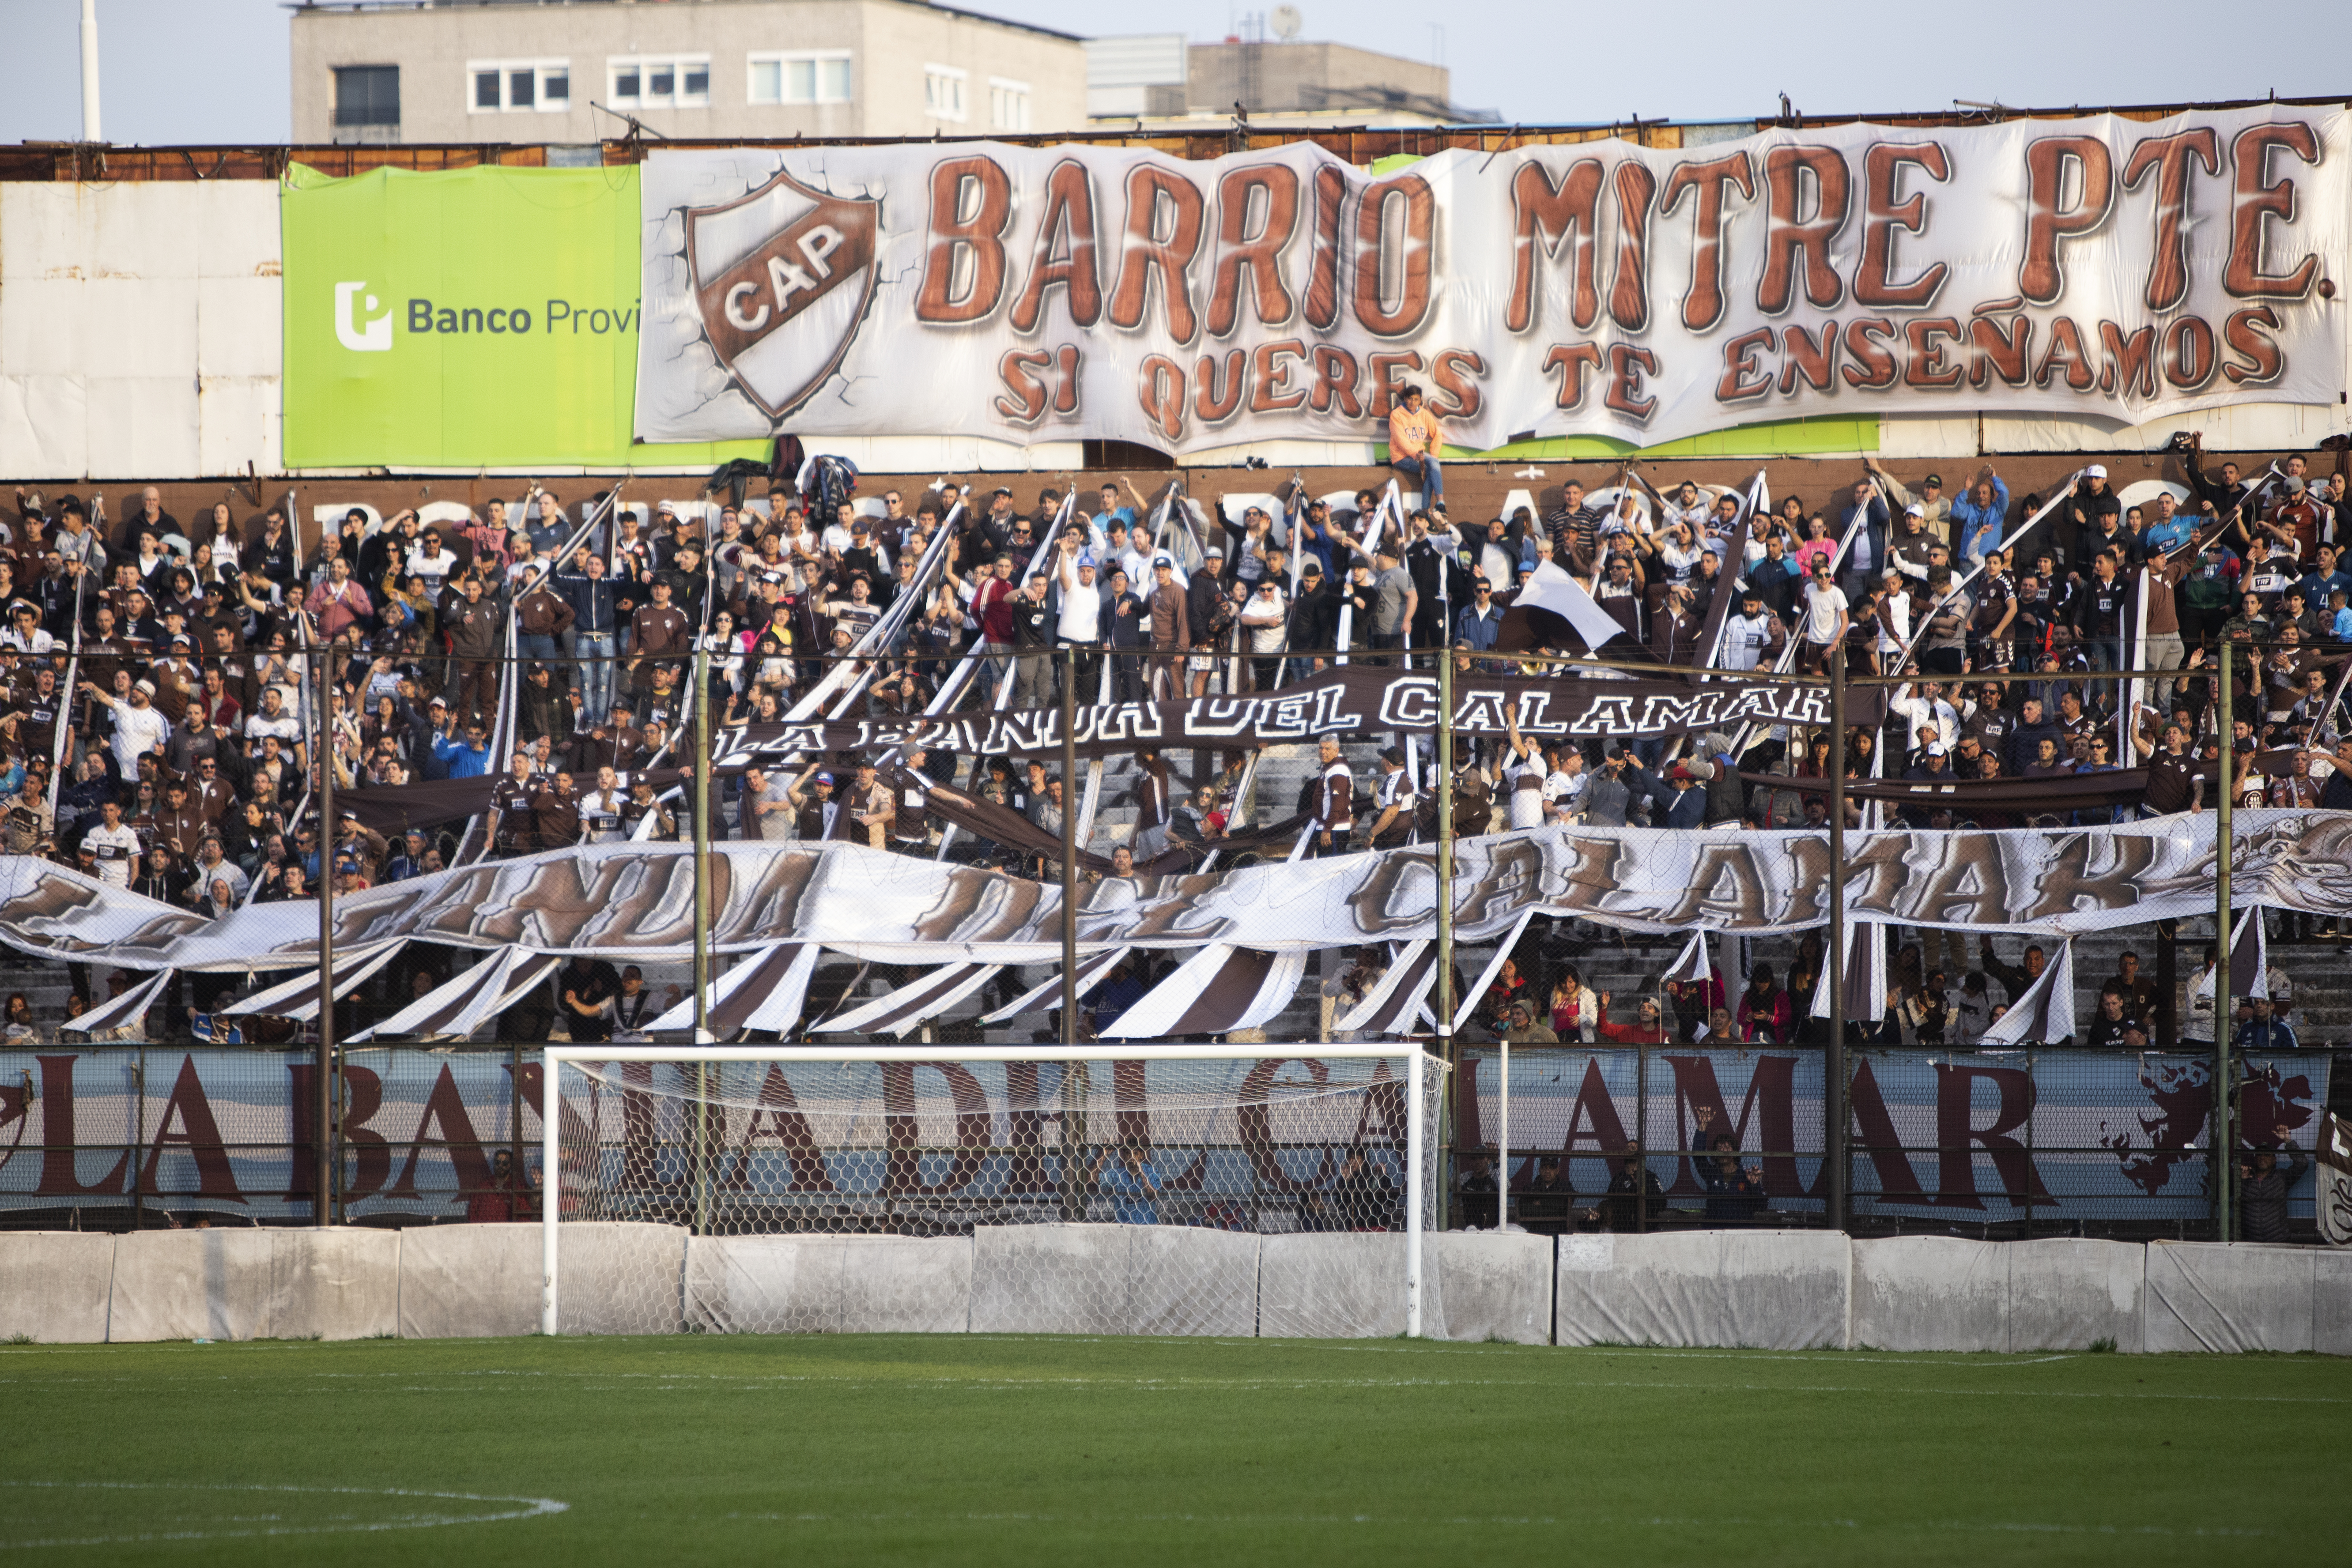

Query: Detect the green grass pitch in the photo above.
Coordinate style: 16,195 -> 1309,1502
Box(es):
0,1334 -> 2341,1565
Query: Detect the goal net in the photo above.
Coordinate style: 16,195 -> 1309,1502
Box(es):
539,1044 -> 1442,1338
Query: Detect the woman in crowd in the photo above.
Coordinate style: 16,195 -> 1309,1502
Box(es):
1736,965 -> 1793,1045
1549,964 -> 1600,1042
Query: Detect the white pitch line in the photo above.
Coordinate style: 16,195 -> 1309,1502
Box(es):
720,1509 -> 2269,1538
0,1481 -> 566,1551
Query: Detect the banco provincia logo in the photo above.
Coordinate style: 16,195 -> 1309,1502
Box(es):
684,169 -> 879,420
335,282 -> 394,352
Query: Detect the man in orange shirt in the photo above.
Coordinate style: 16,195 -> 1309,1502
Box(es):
1388,384 -> 1445,506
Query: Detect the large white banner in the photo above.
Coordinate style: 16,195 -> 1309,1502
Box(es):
634,107 -> 2348,453
8,810 -> 2352,969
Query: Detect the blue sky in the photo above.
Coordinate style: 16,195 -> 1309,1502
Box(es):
0,0 -> 2333,145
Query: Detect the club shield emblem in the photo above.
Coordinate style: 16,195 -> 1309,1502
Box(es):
685,170 -> 880,421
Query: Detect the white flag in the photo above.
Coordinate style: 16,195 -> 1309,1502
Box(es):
1980,938 -> 2076,1046
1513,559 -> 1634,652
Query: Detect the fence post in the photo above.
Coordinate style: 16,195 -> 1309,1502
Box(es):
315,630 -> 336,1229
2213,639 -> 2233,1242
1826,645 -> 1849,1232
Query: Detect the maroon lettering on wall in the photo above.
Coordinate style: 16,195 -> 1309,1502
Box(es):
2224,122 -> 2321,299
343,1065 -> 391,1200
1604,344 -> 1660,422
994,349 -> 1052,424
880,1062 -> 991,1195
1855,142 -> 1951,309
1608,162 -> 1657,332
137,1053 -> 244,1202
1431,348 -> 1486,421
1505,158 -> 1605,333
1967,313 -> 2034,390
723,1063 -> 836,1192
2019,136 -> 2114,305
1777,320 -> 1840,396
2120,128 -> 2221,311
1660,152 -> 1756,332
387,1062 -> 493,1205
1840,317 -> 1899,390
1367,350 -> 1424,420
1845,1059 -> 1926,1204
1107,166 -> 1207,343
33,1055 -> 129,1197
2163,315 -> 2218,389
1664,1053 -> 1808,1199
1193,348 -> 1247,424
1008,158 -> 1102,332
1933,1064 -> 2053,1210
1352,175 -> 1436,337
1759,146 -> 1851,315
1560,1056 -> 1631,1156
1137,353 -> 1185,441
1543,342 -> 1605,409
1207,163 -> 1300,335
1238,1058 -> 1337,1192
1302,163 -> 1347,332
1301,343 -> 1354,416
1903,317 -> 1966,390
1253,338 -> 1311,414
915,155 -> 1014,324
2099,320 -> 2159,399
2035,315 -> 2099,391
2222,305 -> 2284,385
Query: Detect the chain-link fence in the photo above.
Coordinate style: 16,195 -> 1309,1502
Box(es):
2,1042 -> 2333,1239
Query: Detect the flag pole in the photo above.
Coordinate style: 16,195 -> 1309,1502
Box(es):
2214,638 -> 2233,1242
1435,648 -> 1455,1061
691,643 -> 713,1237
1061,642 -> 1078,1048
1826,643 -> 1848,1232
314,622 -> 336,1228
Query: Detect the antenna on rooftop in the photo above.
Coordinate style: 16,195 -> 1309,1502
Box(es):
1270,5 -> 1302,40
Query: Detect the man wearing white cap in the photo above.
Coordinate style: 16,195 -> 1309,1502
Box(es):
2065,465 -> 2121,571
80,675 -> 172,778
1053,529 -> 1104,701
1890,502 -> 1938,582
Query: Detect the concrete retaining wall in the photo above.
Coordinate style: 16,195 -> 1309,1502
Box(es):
687,1234 -> 972,1334
2007,1238 -> 2147,1353
2144,1242 -> 2318,1354
1424,1232 -> 1553,1345
0,1233 -> 118,1344
1259,1233 -> 1403,1338
7,1223 -> 2347,1350
970,1224 -> 1259,1337
1556,1230 -> 1851,1350
1852,1237 -> 2008,1352
397,1223 -> 540,1339
107,1229 -> 399,1342
556,1221 -> 690,1336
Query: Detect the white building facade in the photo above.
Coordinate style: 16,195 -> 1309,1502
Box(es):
291,0 -> 1087,145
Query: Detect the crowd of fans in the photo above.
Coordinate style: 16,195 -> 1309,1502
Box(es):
1444,922 -> 2315,1055
0,433 -> 2346,1033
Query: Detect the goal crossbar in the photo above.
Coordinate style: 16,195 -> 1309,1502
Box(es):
541,1043 -> 1430,1338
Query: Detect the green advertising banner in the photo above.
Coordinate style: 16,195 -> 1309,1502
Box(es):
281,163 -> 764,471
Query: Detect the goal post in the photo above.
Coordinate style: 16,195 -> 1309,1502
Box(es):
540,1043 -> 1437,1338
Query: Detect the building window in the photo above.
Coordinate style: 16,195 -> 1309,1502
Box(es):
924,64 -> 968,122
989,77 -> 1031,133
333,65 -> 401,128
748,51 -> 853,106
610,56 -> 711,109
468,59 -> 569,113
